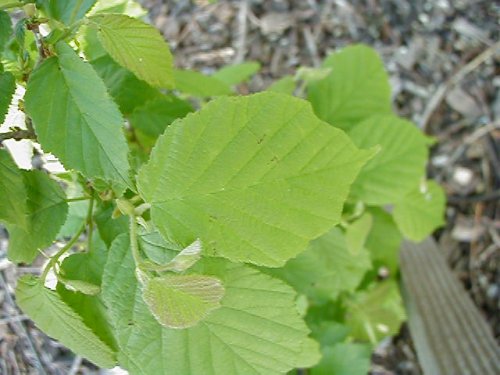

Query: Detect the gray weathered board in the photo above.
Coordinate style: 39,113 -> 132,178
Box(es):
400,238 -> 500,375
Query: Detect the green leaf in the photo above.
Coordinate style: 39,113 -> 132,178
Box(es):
308,321 -> 350,347
307,44 -> 392,130
268,228 -> 372,303
0,70 -> 15,124
345,213 -> 372,254
25,42 -> 131,188
58,277 -> 101,295
35,0 -> 97,25
90,54 -> 161,114
310,343 -> 371,375
212,61 -> 260,86
57,234 -> 117,350
130,95 -> 192,138
7,171 -> 67,263
173,69 -> 233,97
95,201 -> 128,247
345,280 -> 406,344
0,149 -> 27,227
88,0 -> 146,17
138,93 -> 374,267
143,274 -> 224,329
266,75 -> 295,95
0,1 -> 22,10
393,180 -> 446,242
348,115 -> 429,205
103,234 -> 320,374
142,238 -> 202,272
92,14 -> 174,88
365,207 -> 402,275
0,10 -> 12,54
16,275 -> 116,368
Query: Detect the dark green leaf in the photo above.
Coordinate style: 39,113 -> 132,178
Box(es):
25,42 -> 131,188
36,0 -> 97,25
311,343 -> 371,375
0,149 -> 27,227
7,171 -> 67,263
0,10 -> 12,54
0,70 -> 15,124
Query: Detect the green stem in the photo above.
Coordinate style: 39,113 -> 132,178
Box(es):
129,214 -> 142,268
65,196 -> 90,202
86,192 -> 95,252
41,223 -> 85,281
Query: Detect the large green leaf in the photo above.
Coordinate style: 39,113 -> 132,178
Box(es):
103,234 -> 320,374
35,0 -> 97,25
307,44 -> 392,130
348,115 -> 429,205
268,227 -> 372,303
0,10 -> 12,55
0,70 -> 15,124
345,280 -> 406,344
92,14 -> 173,88
173,69 -> 233,97
212,61 -> 260,86
138,93 -> 373,267
393,180 -> 446,242
7,171 -> 67,263
0,149 -> 27,227
310,343 -> 371,375
56,234 -> 117,351
143,274 -> 225,329
16,275 -> 116,368
25,42 -> 131,187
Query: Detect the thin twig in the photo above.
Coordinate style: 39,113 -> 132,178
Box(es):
419,41 -> 500,131
0,130 -> 36,144
234,0 -> 249,64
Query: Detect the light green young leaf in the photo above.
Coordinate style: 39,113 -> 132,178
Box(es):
103,234 -> 320,374
0,149 -> 27,228
25,42 -> 131,188
130,95 -> 192,138
36,0 -> 97,25
92,14 -> 173,88
7,171 -> 67,263
58,277 -> 101,295
138,92 -> 374,267
0,10 -> 12,54
266,75 -> 295,95
57,234 -> 117,351
310,343 -> 371,375
212,61 -> 260,86
144,238 -> 202,272
173,69 -> 233,97
349,115 -> 429,205
16,275 -> 116,368
365,207 -> 402,275
143,273 -> 224,329
307,44 -> 392,130
345,280 -> 406,344
0,71 -> 15,124
268,228 -> 372,303
90,54 -> 161,114
295,67 -> 332,85
393,180 -> 446,242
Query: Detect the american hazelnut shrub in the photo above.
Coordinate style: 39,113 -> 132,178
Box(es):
0,1 -> 445,374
